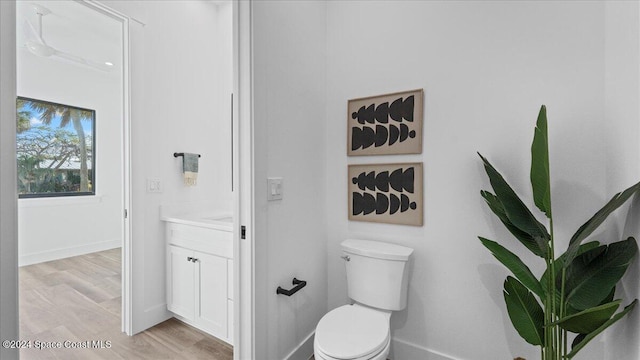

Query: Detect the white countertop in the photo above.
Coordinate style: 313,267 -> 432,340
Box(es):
161,213 -> 233,232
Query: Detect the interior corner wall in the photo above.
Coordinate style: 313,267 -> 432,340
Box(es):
603,2 -> 640,359
0,1 -> 19,359
251,1 -> 328,359
99,0 -> 233,333
325,1 -> 617,359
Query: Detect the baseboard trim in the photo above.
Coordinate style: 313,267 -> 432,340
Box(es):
19,239 -> 121,266
391,337 -> 462,360
284,330 -> 315,360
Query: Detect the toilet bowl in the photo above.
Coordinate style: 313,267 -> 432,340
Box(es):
314,304 -> 391,360
313,238 -> 413,360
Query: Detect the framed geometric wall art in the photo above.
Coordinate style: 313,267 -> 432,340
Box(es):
347,89 -> 423,156
348,162 -> 423,226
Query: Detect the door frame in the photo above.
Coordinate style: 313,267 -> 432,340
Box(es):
0,1 -> 19,359
233,0 -> 255,358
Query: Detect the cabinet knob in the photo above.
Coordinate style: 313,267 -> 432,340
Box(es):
192,258 -> 199,263
187,256 -> 193,262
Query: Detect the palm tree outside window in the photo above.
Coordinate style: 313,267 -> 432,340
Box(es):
16,97 -> 95,198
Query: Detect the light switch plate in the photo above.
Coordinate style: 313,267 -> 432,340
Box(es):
267,177 -> 283,201
147,178 -> 162,193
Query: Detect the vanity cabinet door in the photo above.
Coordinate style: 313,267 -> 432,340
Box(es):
195,251 -> 228,339
167,245 -> 195,319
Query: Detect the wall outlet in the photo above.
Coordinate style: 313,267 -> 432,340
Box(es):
147,178 -> 163,193
267,177 -> 283,201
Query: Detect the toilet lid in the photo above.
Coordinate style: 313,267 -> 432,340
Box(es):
316,305 -> 389,359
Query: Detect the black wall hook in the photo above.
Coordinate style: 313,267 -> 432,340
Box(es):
276,278 -> 307,296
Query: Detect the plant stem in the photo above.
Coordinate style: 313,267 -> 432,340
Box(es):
545,254 -> 554,359
560,267 -> 567,359
550,217 -> 558,359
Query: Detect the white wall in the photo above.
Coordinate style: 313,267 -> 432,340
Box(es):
604,2 -> 640,193
16,0 -> 124,265
252,1 -> 328,359
214,2 -> 233,175
103,0 -> 233,333
603,2 -> 640,359
324,1 -> 632,360
0,1 -> 19,359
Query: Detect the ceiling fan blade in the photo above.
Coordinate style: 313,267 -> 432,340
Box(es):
53,49 -> 113,72
25,40 -> 55,57
23,3 -> 114,73
83,58 -> 115,72
53,49 -> 85,63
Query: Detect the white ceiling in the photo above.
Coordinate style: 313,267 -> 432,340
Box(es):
16,1 -> 122,71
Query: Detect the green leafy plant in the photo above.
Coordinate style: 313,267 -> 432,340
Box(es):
478,105 -> 640,359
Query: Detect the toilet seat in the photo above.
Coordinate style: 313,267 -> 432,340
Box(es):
315,304 -> 390,360
314,337 -> 390,360
314,338 -> 391,360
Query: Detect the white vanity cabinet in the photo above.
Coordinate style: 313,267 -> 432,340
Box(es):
164,218 -> 233,345
167,245 -> 196,319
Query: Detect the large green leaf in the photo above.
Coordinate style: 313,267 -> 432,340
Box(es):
530,105 -> 551,218
479,237 -> 543,297
537,241 -> 601,308
481,191 -> 545,257
564,181 -> 640,267
479,153 -> 550,257
503,276 -> 544,346
567,300 -> 638,359
540,241 -> 600,292
565,286 -> 615,317
554,300 -> 620,334
564,238 -> 638,311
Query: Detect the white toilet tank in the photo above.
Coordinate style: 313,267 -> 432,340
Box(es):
341,239 -> 413,311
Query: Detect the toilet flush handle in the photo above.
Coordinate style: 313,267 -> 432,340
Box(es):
341,255 -> 350,261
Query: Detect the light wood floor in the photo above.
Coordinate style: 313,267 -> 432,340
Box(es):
19,248 -> 233,360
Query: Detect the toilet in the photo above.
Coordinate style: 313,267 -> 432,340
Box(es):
314,239 -> 413,360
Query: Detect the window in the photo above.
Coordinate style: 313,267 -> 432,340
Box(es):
17,97 -> 95,198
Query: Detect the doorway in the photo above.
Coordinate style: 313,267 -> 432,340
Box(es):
15,0 -> 129,357
5,1 -> 253,359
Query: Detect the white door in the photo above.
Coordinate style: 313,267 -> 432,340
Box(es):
167,245 -> 195,319
195,251 -> 228,340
